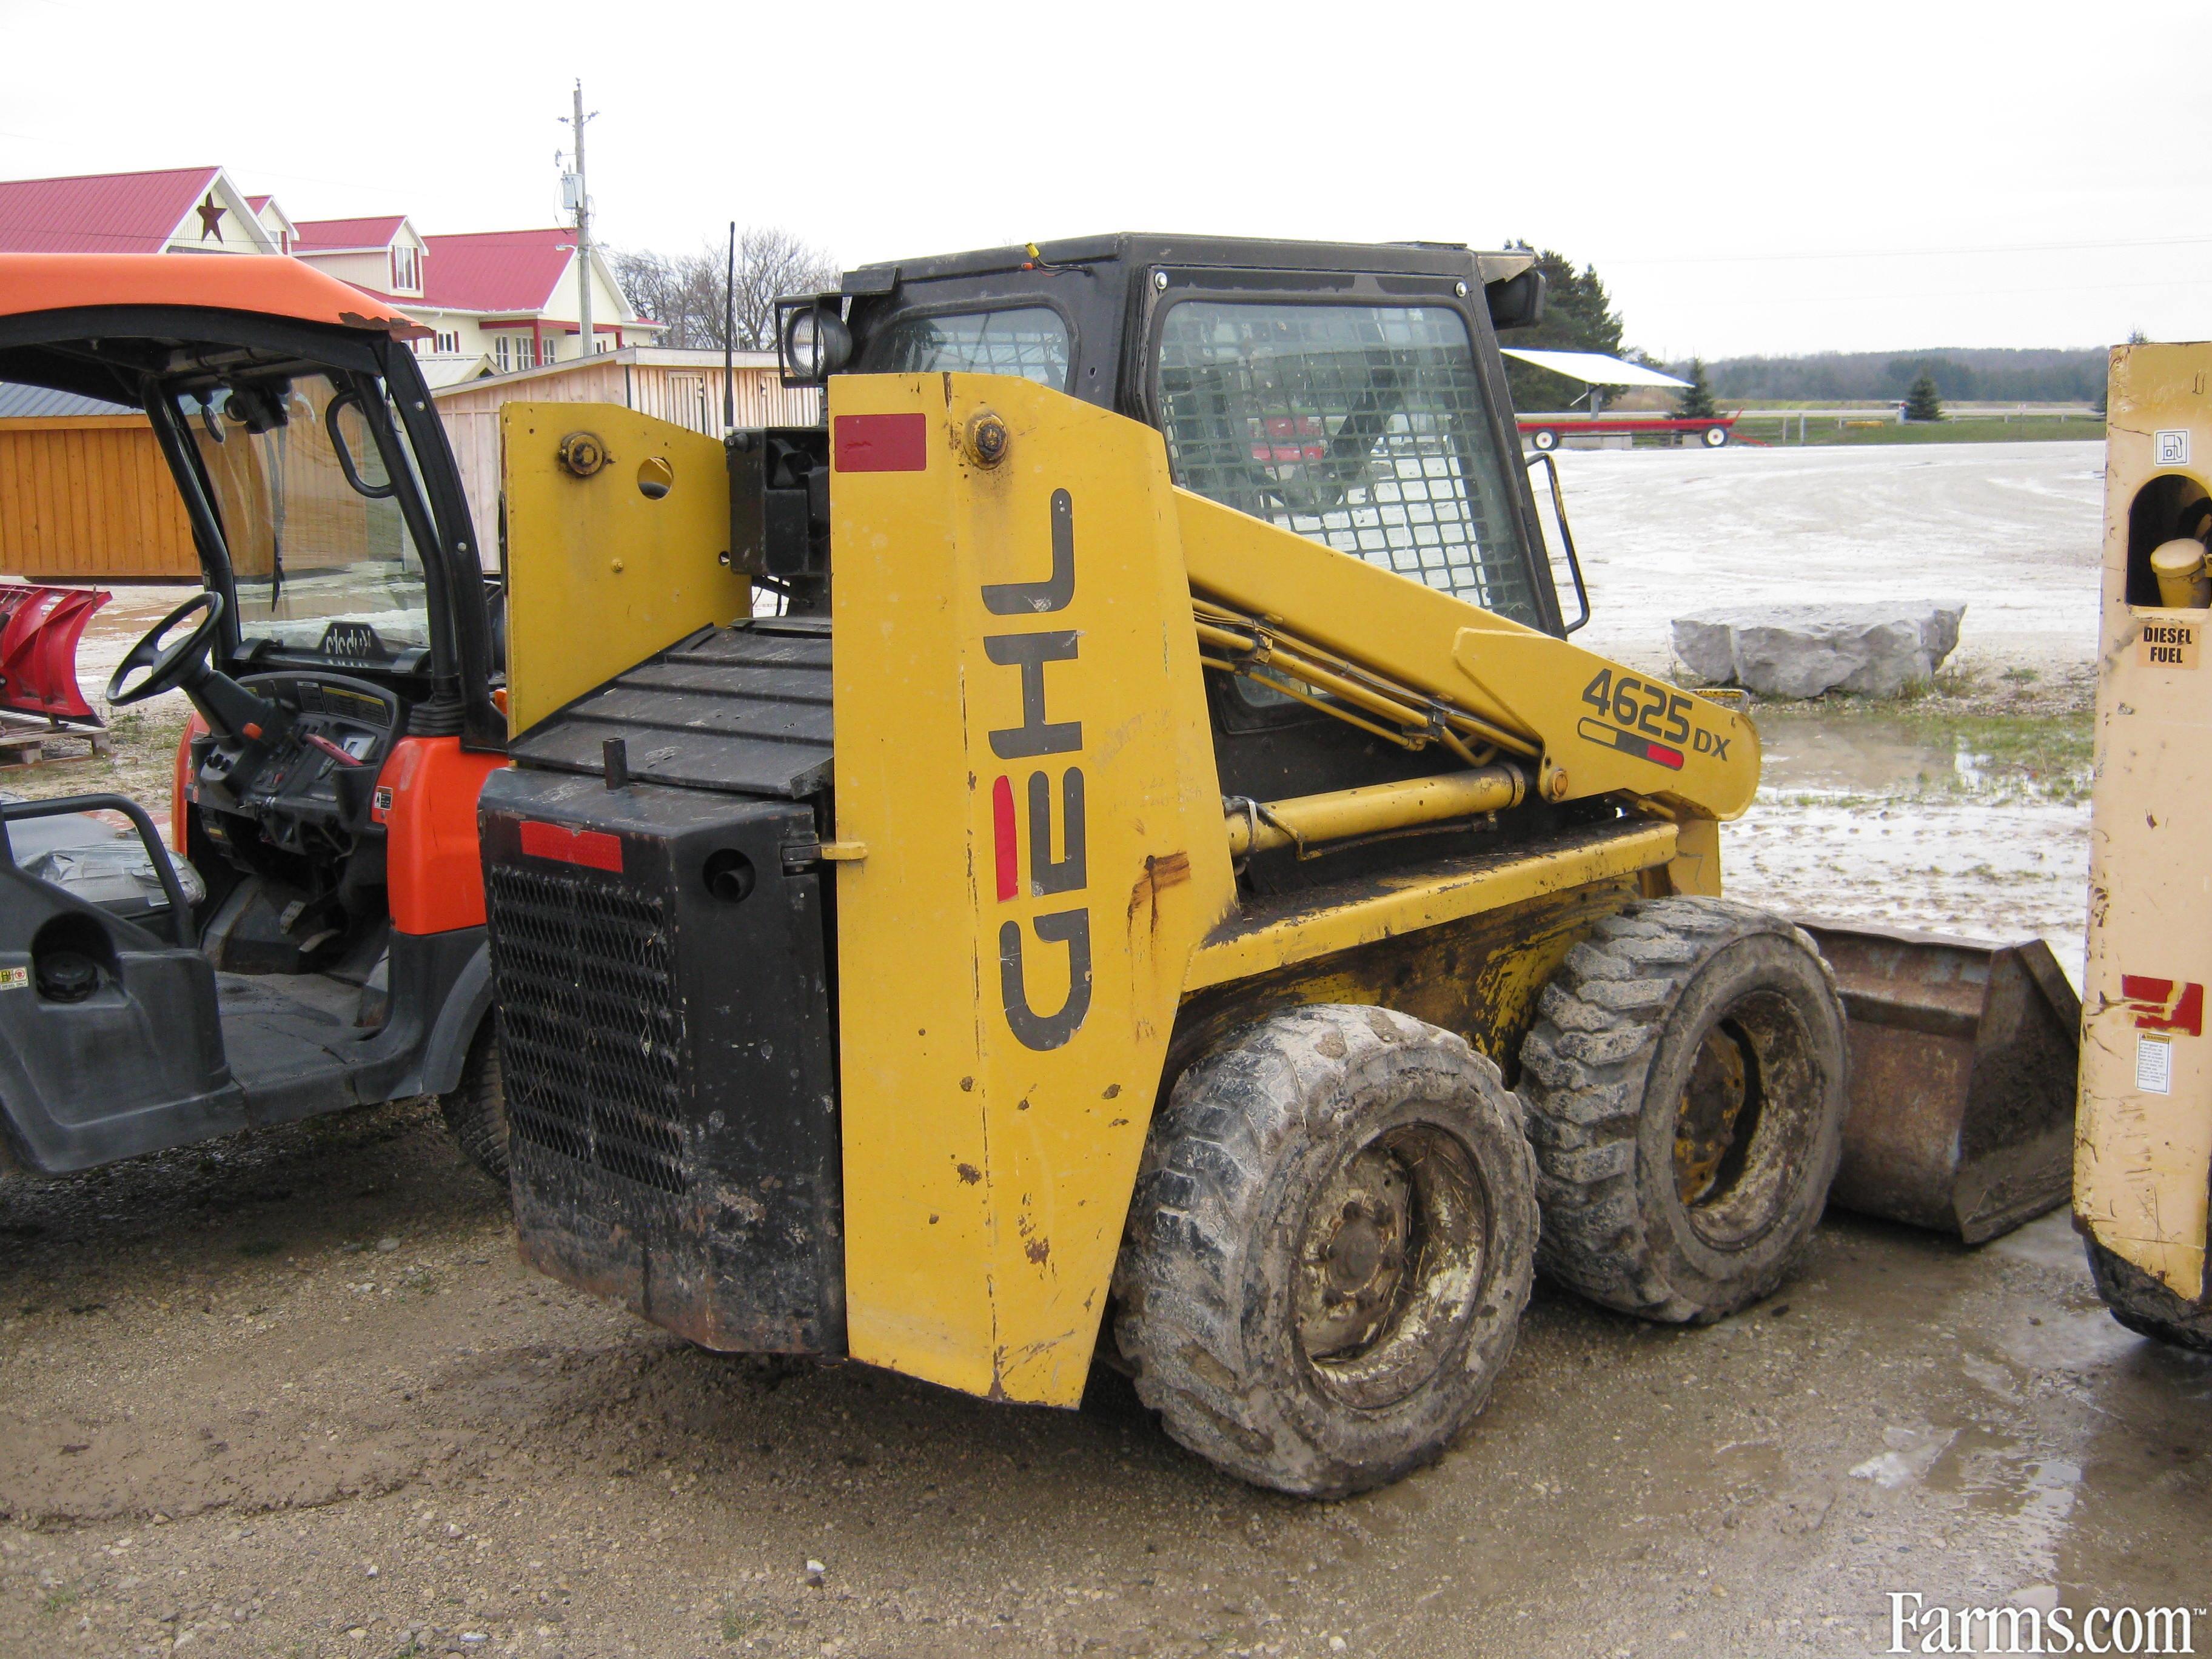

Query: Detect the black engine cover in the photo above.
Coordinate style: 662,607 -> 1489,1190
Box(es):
480,768 -> 842,1353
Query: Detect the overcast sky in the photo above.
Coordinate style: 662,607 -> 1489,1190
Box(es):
2,0 -> 2202,360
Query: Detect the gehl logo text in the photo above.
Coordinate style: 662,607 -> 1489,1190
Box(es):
985,489 -> 1093,1051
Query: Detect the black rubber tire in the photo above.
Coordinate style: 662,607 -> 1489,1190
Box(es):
1113,1004 -> 1538,1498
1518,897 -> 1848,1324
438,1021 -> 511,1184
2087,1238 -> 2212,1352
1530,427 -> 1558,452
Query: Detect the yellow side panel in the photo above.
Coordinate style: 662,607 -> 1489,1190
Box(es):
2077,342 -> 2212,1300
501,402 -> 748,734
831,373 -> 1237,1406
1171,490 -> 1758,820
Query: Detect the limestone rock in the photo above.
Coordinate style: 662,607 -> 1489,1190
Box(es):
1669,603 -> 1966,699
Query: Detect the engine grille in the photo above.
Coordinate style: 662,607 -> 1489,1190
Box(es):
486,863 -> 688,1197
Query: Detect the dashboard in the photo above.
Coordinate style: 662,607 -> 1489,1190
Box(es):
196,673 -> 401,850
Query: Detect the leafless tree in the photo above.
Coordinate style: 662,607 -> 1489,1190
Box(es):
609,229 -> 839,352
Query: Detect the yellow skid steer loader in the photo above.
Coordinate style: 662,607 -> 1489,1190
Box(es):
474,236 -> 2078,1494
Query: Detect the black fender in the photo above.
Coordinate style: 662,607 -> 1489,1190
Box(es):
415,936 -> 493,1098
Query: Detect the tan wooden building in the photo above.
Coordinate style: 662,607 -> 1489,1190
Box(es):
1,349 -> 820,581
0,388 -> 196,580
432,347 -> 820,566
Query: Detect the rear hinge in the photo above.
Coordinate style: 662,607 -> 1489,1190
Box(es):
781,838 -> 866,872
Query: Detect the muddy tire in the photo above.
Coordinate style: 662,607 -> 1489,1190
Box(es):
2087,1239 -> 2212,1352
438,1021 -> 511,1184
1112,1004 -> 1538,1498
1518,898 -> 1848,1324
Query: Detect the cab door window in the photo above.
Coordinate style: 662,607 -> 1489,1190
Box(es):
1155,301 -> 1540,626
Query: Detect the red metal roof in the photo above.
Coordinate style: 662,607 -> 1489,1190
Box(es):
0,166 -> 227,254
419,228 -> 575,313
0,253 -> 426,336
294,215 -> 409,250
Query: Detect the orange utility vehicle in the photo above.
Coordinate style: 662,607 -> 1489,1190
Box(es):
0,255 -> 509,1178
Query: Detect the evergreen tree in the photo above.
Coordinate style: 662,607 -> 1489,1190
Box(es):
1676,357 -> 1718,421
1904,371 -> 1943,422
1497,244 -> 1627,411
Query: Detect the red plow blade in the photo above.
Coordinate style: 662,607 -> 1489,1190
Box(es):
0,585 -> 110,725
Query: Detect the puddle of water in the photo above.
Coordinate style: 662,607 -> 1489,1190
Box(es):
1759,717 -> 1969,797
1756,711 -> 2089,802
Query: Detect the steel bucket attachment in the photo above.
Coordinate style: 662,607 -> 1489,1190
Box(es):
1800,920 -> 2081,1244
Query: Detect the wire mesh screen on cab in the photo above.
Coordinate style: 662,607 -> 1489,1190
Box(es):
1156,302 -> 1539,625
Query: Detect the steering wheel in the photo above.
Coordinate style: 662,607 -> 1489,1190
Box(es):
107,591 -> 226,706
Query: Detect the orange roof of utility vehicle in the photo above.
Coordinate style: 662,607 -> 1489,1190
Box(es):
0,253 -> 426,337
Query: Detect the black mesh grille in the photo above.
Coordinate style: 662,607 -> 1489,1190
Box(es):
486,863 -> 688,1197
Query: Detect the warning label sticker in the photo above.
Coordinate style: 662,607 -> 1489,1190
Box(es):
0,966 -> 24,991
2137,1033 -> 2174,1094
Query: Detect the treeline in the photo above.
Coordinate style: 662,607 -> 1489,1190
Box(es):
1678,348 -> 2106,403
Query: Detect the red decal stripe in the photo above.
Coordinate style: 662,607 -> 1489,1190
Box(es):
992,776 -> 1018,901
519,819 -> 623,873
1647,743 -> 1685,770
2124,974 -> 2205,1035
833,412 -> 928,473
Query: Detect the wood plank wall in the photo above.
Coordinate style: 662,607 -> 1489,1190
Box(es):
0,415 -> 198,580
435,362 -> 820,566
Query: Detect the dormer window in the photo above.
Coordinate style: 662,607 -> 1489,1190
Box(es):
390,244 -> 420,292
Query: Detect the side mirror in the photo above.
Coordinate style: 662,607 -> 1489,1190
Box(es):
1486,267 -> 1546,332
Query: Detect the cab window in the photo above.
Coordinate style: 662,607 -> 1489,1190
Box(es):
1155,300 -> 1541,626
870,307 -> 1071,389
183,371 -> 432,660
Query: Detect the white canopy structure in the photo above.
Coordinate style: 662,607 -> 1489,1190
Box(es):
1498,349 -> 1692,390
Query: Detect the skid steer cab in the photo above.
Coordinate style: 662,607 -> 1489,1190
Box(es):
0,256 -> 509,1180
480,235 -> 2066,1497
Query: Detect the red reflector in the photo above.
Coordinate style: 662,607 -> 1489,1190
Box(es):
833,412 -> 928,473
991,775 -> 1017,902
518,819 -> 623,873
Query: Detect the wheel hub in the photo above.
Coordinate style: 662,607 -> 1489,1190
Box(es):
1298,1147 -> 1413,1361
1674,1025 -> 1751,1206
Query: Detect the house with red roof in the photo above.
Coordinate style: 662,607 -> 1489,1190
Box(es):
0,167 -> 661,378
290,220 -> 659,372
0,166 -> 281,256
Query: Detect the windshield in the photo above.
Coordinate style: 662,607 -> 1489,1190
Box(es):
184,370 -> 432,660
870,307 -> 1072,389
1155,301 -> 1543,626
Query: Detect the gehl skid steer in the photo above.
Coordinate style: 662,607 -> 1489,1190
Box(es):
478,236 -> 2080,1496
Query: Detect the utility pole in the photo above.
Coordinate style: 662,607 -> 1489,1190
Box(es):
563,81 -> 597,362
